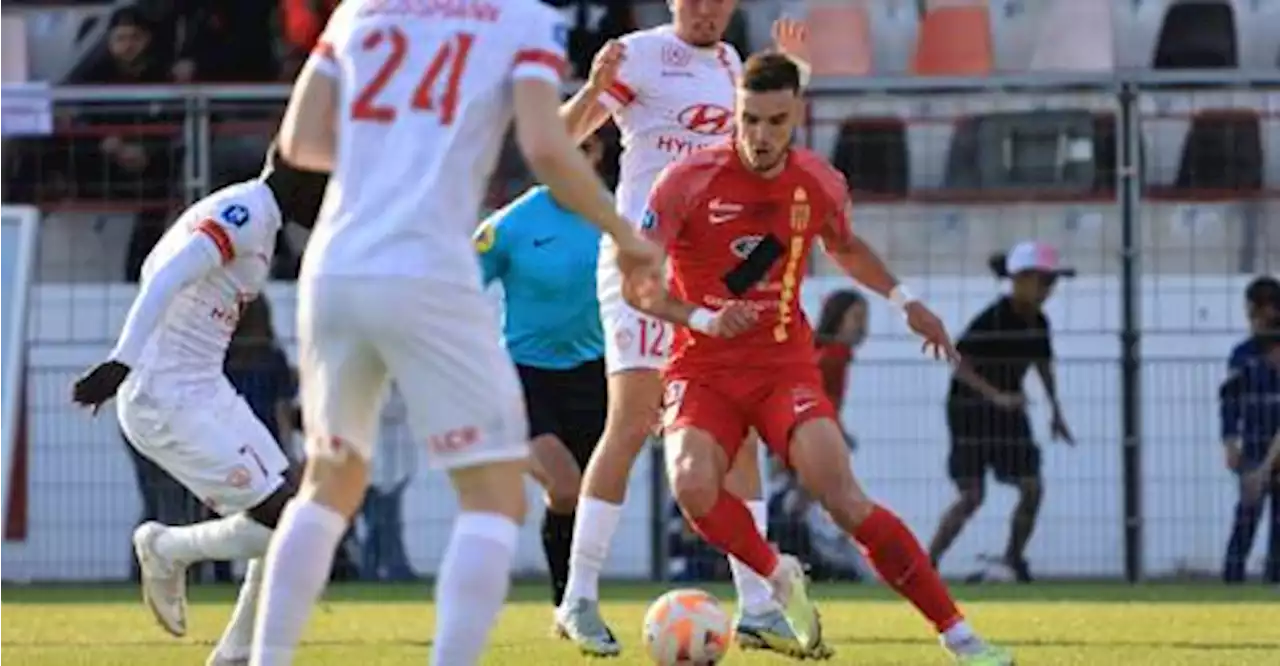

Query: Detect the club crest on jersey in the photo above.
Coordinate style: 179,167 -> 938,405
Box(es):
553,22 -> 570,49
662,44 -> 692,69
641,210 -> 658,231
473,222 -> 497,253
790,187 -> 810,231
221,204 -> 250,227
730,235 -> 764,259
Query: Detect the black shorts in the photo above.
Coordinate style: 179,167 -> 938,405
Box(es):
517,359 -> 607,469
945,404 -> 1041,484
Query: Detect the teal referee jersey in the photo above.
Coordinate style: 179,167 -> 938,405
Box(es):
475,186 -> 603,370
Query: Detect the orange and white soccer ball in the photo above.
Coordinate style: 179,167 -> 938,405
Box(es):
641,588 -> 732,665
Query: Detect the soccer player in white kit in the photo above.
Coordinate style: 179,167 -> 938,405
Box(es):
246,2 -> 662,665
552,2 -> 825,657
71,146 -> 328,666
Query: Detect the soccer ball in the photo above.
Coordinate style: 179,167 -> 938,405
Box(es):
642,588 -> 732,665
966,555 -> 1016,584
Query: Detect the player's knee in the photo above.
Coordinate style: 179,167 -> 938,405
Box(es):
299,454 -> 369,518
957,487 -> 985,516
1017,477 -> 1043,506
668,449 -> 720,518
452,459 -> 528,524
545,468 -> 582,514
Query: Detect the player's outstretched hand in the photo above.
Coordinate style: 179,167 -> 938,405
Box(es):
71,360 -> 130,415
708,301 -> 757,338
587,40 -> 625,94
772,18 -> 810,64
903,302 -> 960,363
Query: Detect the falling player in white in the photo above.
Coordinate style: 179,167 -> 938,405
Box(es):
553,2 -> 824,657
71,146 -> 328,666
248,1 -> 661,665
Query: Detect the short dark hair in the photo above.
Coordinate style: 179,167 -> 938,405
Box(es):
108,7 -> 153,32
741,52 -> 801,94
815,289 -> 866,342
1246,275 -> 1280,309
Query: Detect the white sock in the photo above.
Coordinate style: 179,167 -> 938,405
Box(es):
250,500 -> 348,666
942,620 -> 977,648
561,497 -> 622,606
729,499 -> 779,614
430,512 -> 519,666
214,558 -> 265,660
155,513 -> 273,563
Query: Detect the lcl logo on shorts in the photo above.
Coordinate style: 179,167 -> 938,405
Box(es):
225,465 -> 252,489
429,426 -> 480,454
661,380 -> 687,429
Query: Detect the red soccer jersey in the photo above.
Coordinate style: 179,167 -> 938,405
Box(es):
642,142 -> 855,376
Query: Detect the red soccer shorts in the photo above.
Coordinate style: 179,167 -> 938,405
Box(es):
662,365 -> 838,465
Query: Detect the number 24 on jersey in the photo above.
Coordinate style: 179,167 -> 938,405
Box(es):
351,27 -> 474,126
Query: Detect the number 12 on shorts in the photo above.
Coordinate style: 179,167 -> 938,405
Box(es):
637,316 -> 668,357
351,28 -> 475,125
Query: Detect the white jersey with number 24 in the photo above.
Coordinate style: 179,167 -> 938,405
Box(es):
301,0 -> 570,286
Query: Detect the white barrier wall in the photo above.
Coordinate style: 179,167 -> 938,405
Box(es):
1,275 -> 1268,581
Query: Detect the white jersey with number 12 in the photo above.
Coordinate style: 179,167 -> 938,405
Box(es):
301,0 -> 569,285
601,25 -> 742,226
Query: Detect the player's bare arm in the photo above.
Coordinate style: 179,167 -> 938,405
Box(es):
71,235 -> 222,412
560,40 -> 625,143
278,55 -> 337,173
821,203 -> 959,362
514,77 -> 658,272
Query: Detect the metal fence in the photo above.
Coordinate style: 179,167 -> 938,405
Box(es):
2,71 -> 1278,584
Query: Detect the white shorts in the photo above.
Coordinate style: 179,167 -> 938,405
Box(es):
297,276 -> 528,468
597,242 -> 672,375
118,386 -> 289,516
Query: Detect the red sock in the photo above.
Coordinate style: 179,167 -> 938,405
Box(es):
685,490 -> 779,578
854,505 -> 964,632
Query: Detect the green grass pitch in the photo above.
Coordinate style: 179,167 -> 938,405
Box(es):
3,582 -> 1278,665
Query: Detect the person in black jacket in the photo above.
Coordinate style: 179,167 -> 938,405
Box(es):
927,242 -> 1077,582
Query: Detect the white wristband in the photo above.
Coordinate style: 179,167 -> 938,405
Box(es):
687,308 -> 716,335
889,285 -> 916,310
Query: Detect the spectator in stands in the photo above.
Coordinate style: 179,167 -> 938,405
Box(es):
814,289 -> 868,450
66,7 -> 180,281
280,0 -> 340,78
148,0 -> 279,83
543,0 -> 636,79
1220,277 -> 1280,584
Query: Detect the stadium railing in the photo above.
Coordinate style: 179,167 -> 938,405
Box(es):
1,70 -> 1277,584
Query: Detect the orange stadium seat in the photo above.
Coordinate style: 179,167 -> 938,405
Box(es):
912,0 -> 994,76
806,1 -> 872,76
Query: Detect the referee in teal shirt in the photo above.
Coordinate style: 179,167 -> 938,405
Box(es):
474,136 -> 607,608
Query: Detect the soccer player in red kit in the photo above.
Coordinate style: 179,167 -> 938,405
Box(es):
628,53 -> 1015,665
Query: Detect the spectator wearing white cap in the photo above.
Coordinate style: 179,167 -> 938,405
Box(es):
927,241 -> 1078,583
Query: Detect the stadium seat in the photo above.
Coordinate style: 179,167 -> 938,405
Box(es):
1028,0 -> 1116,71
912,0 -> 993,76
806,1 -> 872,76
0,16 -> 25,83
831,117 -> 908,197
1173,110 -> 1262,192
1153,1 -> 1238,69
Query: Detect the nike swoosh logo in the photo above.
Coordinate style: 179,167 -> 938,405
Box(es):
796,400 -> 818,413
709,198 -> 743,213
533,237 -> 556,247
709,213 -> 736,224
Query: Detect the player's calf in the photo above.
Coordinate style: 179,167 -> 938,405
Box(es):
560,369 -> 661,622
